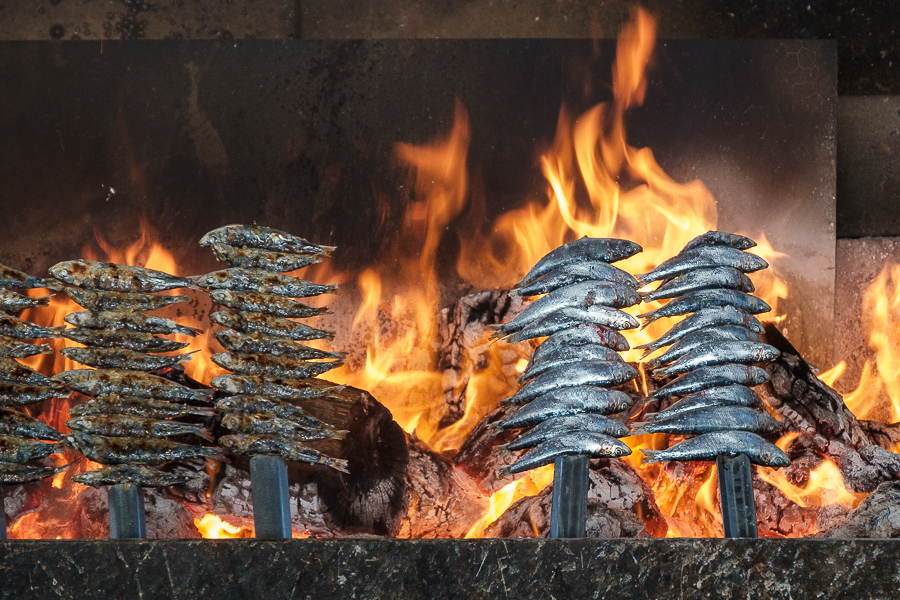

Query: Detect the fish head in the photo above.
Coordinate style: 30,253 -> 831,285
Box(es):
741,314 -> 765,334
760,447 -> 791,468
198,228 -> 225,247
608,441 -> 632,457
195,271 -> 230,288
215,397 -> 239,412
209,289 -> 229,303
742,253 -> 769,272
51,370 -> 78,384
69,431 -> 97,453
48,260 -> 88,285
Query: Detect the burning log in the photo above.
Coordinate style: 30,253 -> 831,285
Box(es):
208,383 -> 410,537
761,323 -> 900,494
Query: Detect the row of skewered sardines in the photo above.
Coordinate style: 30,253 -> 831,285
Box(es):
492,231 -> 789,478
0,225 -> 351,488
0,267 -> 71,483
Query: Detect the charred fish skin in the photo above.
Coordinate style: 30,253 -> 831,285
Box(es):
49,260 -> 196,293
643,325 -> 762,367
634,306 -> 764,353
214,330 -> 344,360
519,343 -> 623,384
639,289 -> 772,327
0,357 -> 53,386
200,225 -> 337,256
65,309 -> 203,337
53,369 -> 212,403
64,287 -> 189,312
218,434 -> 349,473
653,363 -> 769,398
531,323 -> 631,357
211,374 -> 343,400
0,382 -> 65,407
504,361 -> 638,405
644,385 -> 761,421
511,260 -> 639,297
501,305 -> 640,343
215,396 -> 327,429
69,396 -> 216,419
496,281 -> 640,335
60,347 -> 196,371
496,387 -> 635,430
210,243 -> 323,272
0,263 -> 61,291
221,413 -> 346,442
499,432 -> 632,477
210,352 -> 343,379
211,310 -> 335,341
502,414 -> 631,452
680,231 -> 758,253
66,414 -> 214,442
70,431 -> 222,465
641,266 -> 755,302
73,464 -> 196,488
194,268 -> 338,298
210,290 -> 328,319
0,335 -> 53,359
0,435 -> 63,463
636,246 -> 768,284
651,341 -> 781,378
61,328 -> 190,353
0,462 -> 70,484
632,405 -> 779,436
516,237 -> 643,287
0,312 -> 64,339
640,430 -> 790,467
0,289 -> 52,312
0,408 -> 63,440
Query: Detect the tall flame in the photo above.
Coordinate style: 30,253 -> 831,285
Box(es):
823,263 -> 900,423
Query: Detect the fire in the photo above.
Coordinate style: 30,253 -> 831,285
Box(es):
9,218 -> 224,539
194,514 -> 253,539
822,263 -> 900,423
464,464 -> 554,538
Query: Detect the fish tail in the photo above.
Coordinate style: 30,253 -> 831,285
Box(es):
634,274 -> 649,287
497,467 -> 511,480
43,280 -> 64,292
177,325 -> 205,337
630,425 -> 648,436
33,295 -> 53,307
325,283 -> 340,295
196,429 -> 216,443
320,244 -> 338,255
495,444 -> 510,456
328,457 -> 350,474
180,350 -> 201,363
640,449 -> 662,464
330,429 -> 350,440
639,315 -> 659,329
507,289 -> 522,299
515,373 -> 528,386
643,412 -> 659,421
322,330 -> 336,341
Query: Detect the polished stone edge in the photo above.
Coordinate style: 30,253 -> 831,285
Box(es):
1,539 -> 899,599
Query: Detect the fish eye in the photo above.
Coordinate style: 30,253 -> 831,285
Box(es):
59,269 -> 68,277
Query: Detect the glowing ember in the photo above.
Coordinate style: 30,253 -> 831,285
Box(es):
195,514 -> 253,539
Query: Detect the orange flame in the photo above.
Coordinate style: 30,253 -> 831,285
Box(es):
194,514 -> 253,539
822,263 -> 900,423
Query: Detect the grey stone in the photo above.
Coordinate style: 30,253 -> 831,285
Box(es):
2,539 -> 900,599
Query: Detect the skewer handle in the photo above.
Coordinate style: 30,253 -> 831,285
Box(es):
109,484 -> 146,539
717,453 -> 758,538
550,455 -> 590,538
250,455 -> 292,539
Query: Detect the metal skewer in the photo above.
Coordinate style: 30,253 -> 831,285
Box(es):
250,455 -> 292,539
108,484 -> 146,539
550,455 -> 590,538
716,453 -> 758,538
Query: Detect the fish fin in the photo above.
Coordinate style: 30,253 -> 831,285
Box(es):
196,429 -> 216,443
495,444 -> 509,455
326,283 -> 340,295
330,430 -> 350,440
496,467 -> 511,480
43,280 -> 64,291
639,315 -> 659,329
634,274 -> 649,287
640,449 -> 662,464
